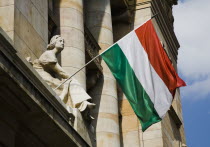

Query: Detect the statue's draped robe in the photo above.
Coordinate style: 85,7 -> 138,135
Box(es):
33,50 -> 91,111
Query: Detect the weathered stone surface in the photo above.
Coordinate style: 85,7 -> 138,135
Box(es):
143,138 -> 163,147
16,0 -> 33,23
121,115 -> 139,133
15,0 -> 48,43
0,0 -> 14,7
59,27 -> 84,49
55,0 -> 83,13
31,0 -> 48,21
146,122 -> 162,131
61,46 -> 85,68
120,99 -> 135,116
85,0 -> 111,14
93,95 -> 118,114
5,31 -> 14,41
31,5 -> 48,42
14,8 -> 46,57
100,61 -> 115,79
134,8 -> 151,28
56,8 -> 83,31
122,131 -> 140,147
73,108 -> 92,146
96,114 -> 119,134
14,33 -> 38,60
0,5 -> 14,32
97,132 -> 120,147
89,27 -> 113,46
86,11 -> 112,30
143,129 -> 162,140
101,76 -> 117,97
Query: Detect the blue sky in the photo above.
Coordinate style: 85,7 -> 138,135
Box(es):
174,0 -> 210,146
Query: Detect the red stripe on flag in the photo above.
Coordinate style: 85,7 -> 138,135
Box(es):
135,20 -> 186,96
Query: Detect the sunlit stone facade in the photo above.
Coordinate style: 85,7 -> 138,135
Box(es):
0,0 -> 186,146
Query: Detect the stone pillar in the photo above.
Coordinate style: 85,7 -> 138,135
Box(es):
134,1 -> 163,147
120,93 -> 141,147
134,0 -> 152,28
85,0 -> 120,146
111,6 -> 142,147
116,1 -> 153,146
55,0 -> 86,89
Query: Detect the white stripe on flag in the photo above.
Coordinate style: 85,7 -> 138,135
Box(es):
117,31 -> 173,118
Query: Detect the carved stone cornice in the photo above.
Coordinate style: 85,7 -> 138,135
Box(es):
84,25 -> 103,91
111,0 -> 135,23
151,0 -> 180,62
84,25 -> 103,74
161,0 -> 178,28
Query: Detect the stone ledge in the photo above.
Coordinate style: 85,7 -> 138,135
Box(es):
151,0 -> 180,62
0,27 -> 90,147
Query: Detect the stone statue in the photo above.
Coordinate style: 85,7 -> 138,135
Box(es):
28,35 -> 95,114
164,0 -> 178,28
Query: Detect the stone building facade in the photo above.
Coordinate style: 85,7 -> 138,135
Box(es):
0,0 -> 186,146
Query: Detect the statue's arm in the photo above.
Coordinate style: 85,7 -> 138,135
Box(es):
53,63 -> 70,79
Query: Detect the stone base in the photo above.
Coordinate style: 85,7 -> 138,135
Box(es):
72,108 -> 92,146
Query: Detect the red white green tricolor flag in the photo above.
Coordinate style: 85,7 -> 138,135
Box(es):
100,19 -> 186,131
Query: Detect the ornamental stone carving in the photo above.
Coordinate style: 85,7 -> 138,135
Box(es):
162,0 -> 178,28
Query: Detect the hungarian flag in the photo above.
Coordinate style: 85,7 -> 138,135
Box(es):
100,19 -> 186,131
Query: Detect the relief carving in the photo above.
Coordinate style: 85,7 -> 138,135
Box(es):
162,0 -> 178,27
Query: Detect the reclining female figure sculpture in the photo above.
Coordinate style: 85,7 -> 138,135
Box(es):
30,35 -> 95,113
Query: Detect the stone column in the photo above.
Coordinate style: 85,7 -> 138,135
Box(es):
85,0 -> 120,146
134,1 -> 163,147
134,0 -> 152,28
55,0 -> 86,89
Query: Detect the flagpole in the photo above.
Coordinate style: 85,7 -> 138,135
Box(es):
54,13 -> 159,90
54,53 -> 101,90
151,13 -> 159,19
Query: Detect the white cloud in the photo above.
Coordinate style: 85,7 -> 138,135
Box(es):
181,75 -> 210,100
173,0 -> 210,99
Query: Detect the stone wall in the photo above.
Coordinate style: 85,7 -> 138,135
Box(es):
0,28 -> 89,147
0,0 -> 14,40
0,0 -> 48,60
14,0 -> 48,60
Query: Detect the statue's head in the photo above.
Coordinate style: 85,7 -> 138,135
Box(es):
47,35 -> 64,51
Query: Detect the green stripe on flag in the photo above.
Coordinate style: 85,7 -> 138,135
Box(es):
101,44 -> 161,131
